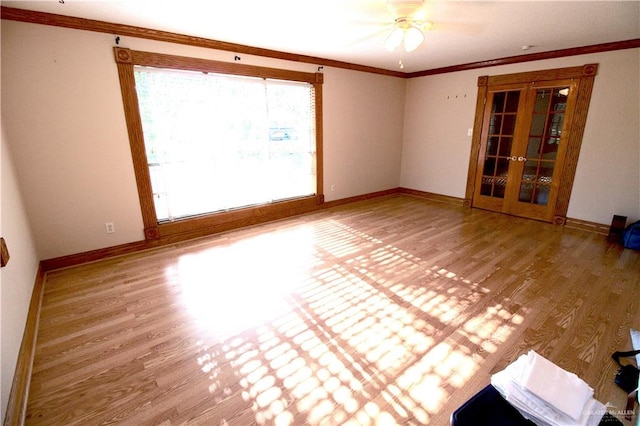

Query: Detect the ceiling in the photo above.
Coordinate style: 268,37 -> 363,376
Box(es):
2,0 -> 639,74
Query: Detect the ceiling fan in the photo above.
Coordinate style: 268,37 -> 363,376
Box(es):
384,0 -> 432,52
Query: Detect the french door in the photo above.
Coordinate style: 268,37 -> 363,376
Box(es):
466,65 -> 598,224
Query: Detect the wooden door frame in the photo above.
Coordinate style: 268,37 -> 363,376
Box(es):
464,64 -> 598,224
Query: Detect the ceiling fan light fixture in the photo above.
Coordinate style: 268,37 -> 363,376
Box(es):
403,25 -> 424,52
385,26 -> 405,52
385,20 -> 425,52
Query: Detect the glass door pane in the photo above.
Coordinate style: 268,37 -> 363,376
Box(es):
479,90 -> 520,199
517,87 -> 568,206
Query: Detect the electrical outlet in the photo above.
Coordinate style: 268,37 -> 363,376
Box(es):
330,184 -> 336,192
105,222 -> 115,234
468,128 -> 473,136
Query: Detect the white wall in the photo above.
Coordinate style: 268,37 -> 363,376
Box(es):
2,22 -> 145,261
401,49 -> 640,225
570,50 -> 640,224
0,123 -> 40,421
401,72 -> 477,198
1,20 -> 407,260
323,67 -> 405,200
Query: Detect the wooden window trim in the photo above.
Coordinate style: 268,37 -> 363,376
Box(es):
464,64 -> 598,224
114,47 -> 324,241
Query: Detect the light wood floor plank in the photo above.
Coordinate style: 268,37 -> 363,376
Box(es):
25,195 -> 640,425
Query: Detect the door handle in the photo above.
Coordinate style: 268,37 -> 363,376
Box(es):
508,156 -> 527,162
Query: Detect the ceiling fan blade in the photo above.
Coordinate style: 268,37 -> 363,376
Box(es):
345,26 -> 395,48
348,18 -> 394,27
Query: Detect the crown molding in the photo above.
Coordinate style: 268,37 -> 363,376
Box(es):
0,6 -> 405,78
2,6 -> 639,79
406,39 -> 640,78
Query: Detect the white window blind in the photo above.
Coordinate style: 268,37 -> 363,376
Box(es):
134,66 -> 316,222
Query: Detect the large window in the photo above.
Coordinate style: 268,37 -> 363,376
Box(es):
135,68 -> 316,222
114,48 -> 323,240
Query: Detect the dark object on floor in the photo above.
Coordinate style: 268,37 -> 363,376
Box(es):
611,349 -> 640,420
607,215 -> 627,243
451,384 -> 534,426
614,364 -> 639,394
450,384 -> 623,426
622,220 -> 640,250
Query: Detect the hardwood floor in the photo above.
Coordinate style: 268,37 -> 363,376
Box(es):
25,195 -> 640,425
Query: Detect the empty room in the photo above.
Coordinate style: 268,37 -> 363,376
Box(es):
1,1 -> 639,425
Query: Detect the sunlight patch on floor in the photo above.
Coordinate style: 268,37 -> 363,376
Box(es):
185,219 -> 523,424
176,224 -> 319,337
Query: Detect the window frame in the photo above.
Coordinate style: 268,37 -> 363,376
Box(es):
114,47 -> 324,241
